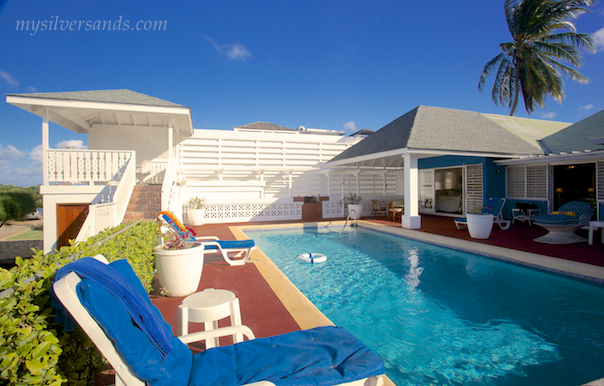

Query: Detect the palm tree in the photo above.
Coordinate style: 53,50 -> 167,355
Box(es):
479,0 -> 595,116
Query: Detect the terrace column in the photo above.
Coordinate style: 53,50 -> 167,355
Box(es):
42,108 -> 49,186
402,153 -> 421,229
168,118 -> 174,163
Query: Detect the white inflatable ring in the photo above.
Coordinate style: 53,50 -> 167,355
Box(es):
296,253 -> 327,264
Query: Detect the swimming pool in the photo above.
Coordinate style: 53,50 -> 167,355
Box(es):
244,225 -> 604,386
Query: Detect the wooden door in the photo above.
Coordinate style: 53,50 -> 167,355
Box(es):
56,204 -> 89,250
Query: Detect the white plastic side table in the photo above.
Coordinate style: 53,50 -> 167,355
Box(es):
177,288 -> 243,348
588,221 -> 604,246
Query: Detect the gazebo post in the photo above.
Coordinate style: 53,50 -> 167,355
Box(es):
42,108 -> 49,186
402,153 -> 421,229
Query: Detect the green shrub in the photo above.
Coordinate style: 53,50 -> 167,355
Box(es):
0,189 -> 37,227
0,220 -> 160,385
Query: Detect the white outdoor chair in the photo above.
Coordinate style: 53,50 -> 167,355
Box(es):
52,255 -> 384,386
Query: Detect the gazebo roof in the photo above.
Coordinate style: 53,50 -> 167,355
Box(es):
6,89 -> 193,135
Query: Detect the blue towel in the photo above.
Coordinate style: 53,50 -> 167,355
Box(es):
53,257 -> 173,358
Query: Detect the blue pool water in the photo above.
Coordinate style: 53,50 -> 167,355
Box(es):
244,226 -> 604,386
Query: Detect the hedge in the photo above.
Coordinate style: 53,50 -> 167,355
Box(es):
0,219 -> 160,385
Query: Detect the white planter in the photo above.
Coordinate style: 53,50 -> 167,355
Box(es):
188,208 -> 205,226
154,242 -> 204,297
347,204 -> 363,219
466,213 -> 494,239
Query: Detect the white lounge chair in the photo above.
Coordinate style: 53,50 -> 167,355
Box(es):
454,197 -> 510,230
52,255 -> 384,386
193,237 -> 256,266
159,211 -> 255,266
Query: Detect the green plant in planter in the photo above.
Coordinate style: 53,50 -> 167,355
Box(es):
156,218 -> 197,250
187,196 -> 206,209
339,192 -> 362,207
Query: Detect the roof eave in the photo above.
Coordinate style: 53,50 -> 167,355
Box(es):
495,150 -> 604,166
327,147 -> 539,166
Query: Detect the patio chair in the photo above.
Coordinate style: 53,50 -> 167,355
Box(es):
388,200 -> 404,222
159,211 -> 255,266
533,201 -> 594,244
52,256 -> 385,386
371,200 -> 387,218
454,197 -> 510,230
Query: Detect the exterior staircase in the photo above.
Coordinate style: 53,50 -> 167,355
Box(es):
122,185 -> 161,224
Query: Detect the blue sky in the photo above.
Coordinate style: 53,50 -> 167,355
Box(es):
1,0 -> 603,187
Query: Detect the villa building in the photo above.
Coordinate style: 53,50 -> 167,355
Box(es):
5,89 -> 603,253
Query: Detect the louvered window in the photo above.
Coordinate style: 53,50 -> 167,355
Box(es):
506,165 -> 547,199
598,161 -> 604,200
465,164 -> 483,212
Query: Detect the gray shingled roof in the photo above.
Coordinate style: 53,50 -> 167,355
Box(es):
329,106 -> 546,163
539,109 -> 604,153
7,89 -> 185,108
349,128 -> 375,137
236,122 -> 294,131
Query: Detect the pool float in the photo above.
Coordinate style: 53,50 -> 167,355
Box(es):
296,253 -> 327,264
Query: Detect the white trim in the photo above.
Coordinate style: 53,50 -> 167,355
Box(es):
6,95 -> 191,116
496,150 -> 604,166
328,147 -> 534,167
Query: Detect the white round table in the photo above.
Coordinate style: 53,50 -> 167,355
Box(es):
177,288 -> 242,348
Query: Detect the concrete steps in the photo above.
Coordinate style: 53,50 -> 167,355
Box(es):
123,185 -> 161,224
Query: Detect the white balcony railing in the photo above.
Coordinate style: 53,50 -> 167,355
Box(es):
46,149 -> 133,184
75,154 -> 136,244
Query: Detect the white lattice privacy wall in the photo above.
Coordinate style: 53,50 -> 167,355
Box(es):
202,200 -> 303,223
178,128 -> 404,202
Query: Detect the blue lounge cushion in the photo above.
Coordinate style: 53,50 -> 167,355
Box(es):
534,214 -> 581,225
203,239 -> 255,251
188,326 -> 385,386
534,201 -> 593,226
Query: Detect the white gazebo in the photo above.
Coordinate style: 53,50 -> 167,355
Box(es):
7,89 -> 194,252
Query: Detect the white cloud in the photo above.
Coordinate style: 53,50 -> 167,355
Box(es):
541,112 -> 556,119
0,70 -> 19,86
29,145 -> 43,163
26,86 -> 37,92
56,139 -> 86,149
578,104 -> 594,111
343,121 -> 358,133
204,36 -> 252,61
594,28 -> 604,52
0,143 -> 25,162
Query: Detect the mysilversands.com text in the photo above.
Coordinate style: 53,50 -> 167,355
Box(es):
16,16 -> 167,36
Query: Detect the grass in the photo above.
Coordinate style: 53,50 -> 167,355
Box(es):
7,230 -> 43,240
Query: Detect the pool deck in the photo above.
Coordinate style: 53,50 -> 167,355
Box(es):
146,215 -> 604,386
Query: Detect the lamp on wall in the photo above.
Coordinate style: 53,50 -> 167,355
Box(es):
555,187 -> 563,207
